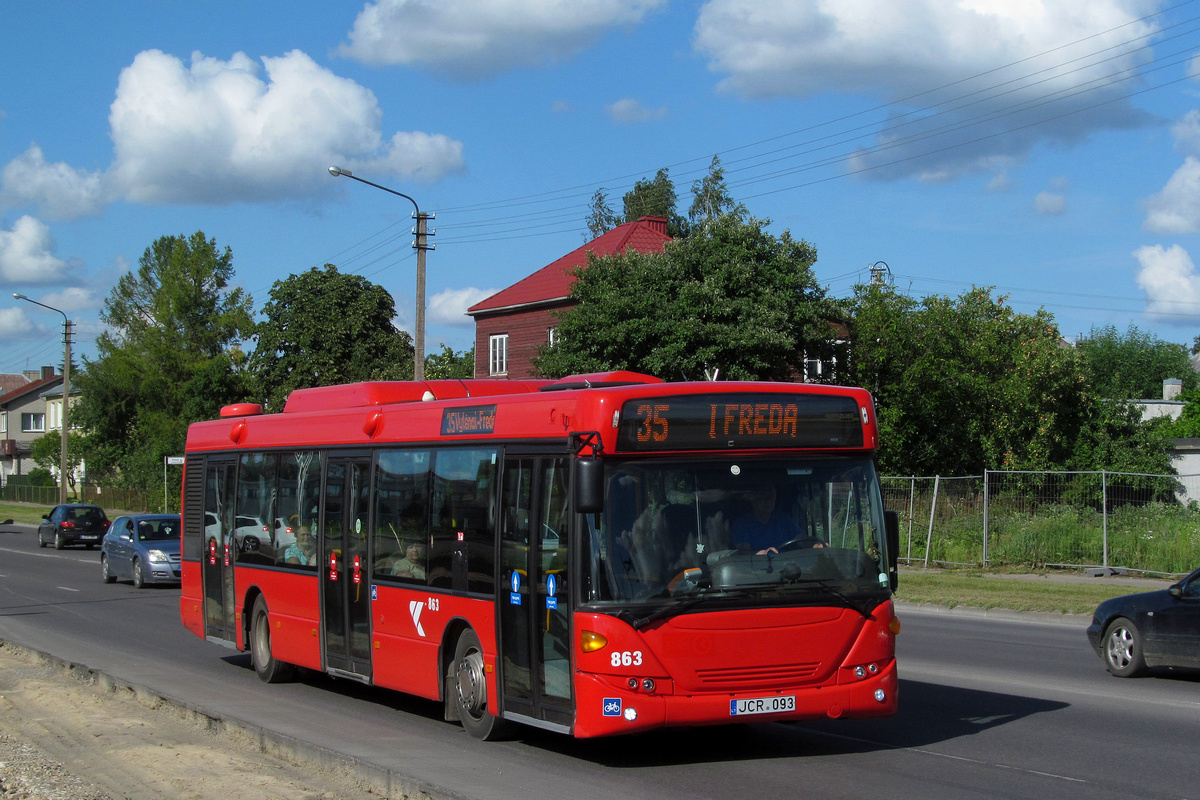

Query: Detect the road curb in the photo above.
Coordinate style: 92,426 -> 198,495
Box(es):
0,639 -> 469,800
894,600 -> 1091,627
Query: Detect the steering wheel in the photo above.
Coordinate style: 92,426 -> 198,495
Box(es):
777,536 -> 823,552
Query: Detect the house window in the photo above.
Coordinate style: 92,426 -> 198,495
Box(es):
21,412 -> 46,433
489,334 -> 509,376
804,339 -> 846,383
547,327 -> 559,348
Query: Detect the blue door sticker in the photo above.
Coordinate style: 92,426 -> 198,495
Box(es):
546,573 -> 557,596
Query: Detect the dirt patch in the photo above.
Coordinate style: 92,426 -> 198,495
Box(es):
0,643 -> 409,800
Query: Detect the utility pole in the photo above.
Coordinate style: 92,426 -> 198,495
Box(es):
13,294 -> 72,502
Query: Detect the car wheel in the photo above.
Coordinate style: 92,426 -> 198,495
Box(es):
132,557 -> 145,589
451,628 -> 512,740
101,555 -> 116,584
1103,617 -> 1147,678
38,532 -> 46,549
250,597 -> 296,683
54,530 -> 65,550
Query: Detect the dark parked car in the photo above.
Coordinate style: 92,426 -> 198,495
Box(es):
101,514 -> 182,588
1087,567 -> 1200,677
37,504 -> 110,550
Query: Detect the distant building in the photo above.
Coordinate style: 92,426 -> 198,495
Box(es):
0,366 -> 66,484
467,216 -> 672,380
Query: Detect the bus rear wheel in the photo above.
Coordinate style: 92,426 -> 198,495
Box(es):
452,629 -> 511,740
250,597 -> 296,683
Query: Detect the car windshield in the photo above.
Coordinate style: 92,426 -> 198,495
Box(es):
582,456 -> 891,610
137,518 -> 179,541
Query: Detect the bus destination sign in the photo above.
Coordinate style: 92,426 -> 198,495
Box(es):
616,394 -> 864,451
441,405 -> 498,436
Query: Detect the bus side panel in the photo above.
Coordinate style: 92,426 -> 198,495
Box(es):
240,567 -> 323,671
370,585 -> 495,702
180,561 -> 204,639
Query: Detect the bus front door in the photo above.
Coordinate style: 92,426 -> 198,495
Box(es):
498,456 -> 573,731
320,455 -> 373,680
201,459 -> 237,646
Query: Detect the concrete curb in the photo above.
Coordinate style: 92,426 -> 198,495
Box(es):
894,600 -> 1091,627
0,640 -> 468,800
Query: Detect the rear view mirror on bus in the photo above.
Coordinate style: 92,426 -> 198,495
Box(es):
885,509 -> 899,589
575,458 -> 603,514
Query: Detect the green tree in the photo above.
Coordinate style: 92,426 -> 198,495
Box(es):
622,168 -> 686,237
73,232 -> 254,493
249,264 -> 414,411
850,285 -> 1090,474
687,155 -> 744,227
424,345 -> 475,380
533,214 -> 834,381
29,429 -> 87,497
1076,324 -> 1196,400
849,285 -> 1174,476
585,188 -> 620,239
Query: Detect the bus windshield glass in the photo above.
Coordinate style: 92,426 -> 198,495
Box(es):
584,456 -> 891,609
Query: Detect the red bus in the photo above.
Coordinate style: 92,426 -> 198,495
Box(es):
180,371 -> 900,739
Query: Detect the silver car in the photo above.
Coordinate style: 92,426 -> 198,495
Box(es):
100,514 -> 182,588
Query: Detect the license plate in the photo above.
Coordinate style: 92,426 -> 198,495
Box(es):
730,695 -> 796,716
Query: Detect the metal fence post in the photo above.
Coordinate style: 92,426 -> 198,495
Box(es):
924,475 -> 940,568
1102,469 -> 1108,569
982,469 -> 990,566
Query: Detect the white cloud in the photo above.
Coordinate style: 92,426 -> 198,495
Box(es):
428,287 -> 498,325
107,49 -> 464,205
0,307 -> 30,339
0,215 -> 71,283
0,49 -> 466,216
0,146 -> 107,220
338,0 -> 665,78
695,0 -> 1156,181
1144,156 -> 1200,234
40,286 -> 99,314
1134,243 -> 1200,322
1033,191 -> 1065,215
606,98 -> 668,124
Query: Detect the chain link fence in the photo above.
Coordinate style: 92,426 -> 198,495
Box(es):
0,482 -> 160,513
883,471 -> 1200,576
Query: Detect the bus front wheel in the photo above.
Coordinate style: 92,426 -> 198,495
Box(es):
250,597 -> 296,683
452,629 -> 511,740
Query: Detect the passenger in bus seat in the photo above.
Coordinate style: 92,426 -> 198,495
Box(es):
384,539 -> 426,580
284,526 -> 315,565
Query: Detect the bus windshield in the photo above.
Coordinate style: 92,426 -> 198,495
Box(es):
583,456 -> 892,610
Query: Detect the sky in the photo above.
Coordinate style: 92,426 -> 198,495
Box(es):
6,0 -> 1200,376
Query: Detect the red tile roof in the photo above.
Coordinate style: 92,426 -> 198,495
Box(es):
467,216 -> 672,315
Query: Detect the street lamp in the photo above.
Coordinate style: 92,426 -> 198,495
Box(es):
13,294 -> 72,503
328,166 -> 433,381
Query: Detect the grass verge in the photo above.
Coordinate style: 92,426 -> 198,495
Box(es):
894,571 -> 1165,616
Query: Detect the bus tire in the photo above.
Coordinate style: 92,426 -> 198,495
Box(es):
250,597 -> 296,683
452,629 -> 511,740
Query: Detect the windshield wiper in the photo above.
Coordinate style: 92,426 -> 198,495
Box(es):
784,577 -> 873,618
622,589 -> 754,630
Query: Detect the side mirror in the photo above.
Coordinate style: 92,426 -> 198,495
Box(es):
574,458 -> 604,514
42,514 -> 50,521
884,510 -> 900,590
1169,585 -> 1182,599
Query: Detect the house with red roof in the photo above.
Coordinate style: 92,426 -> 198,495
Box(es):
466,216 -> 672,379
0,366 -> 69,484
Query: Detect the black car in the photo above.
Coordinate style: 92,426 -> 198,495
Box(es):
37,504 -> 110,550
1086,567 -> 1200,677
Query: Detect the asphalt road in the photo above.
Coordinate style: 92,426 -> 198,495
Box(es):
1,520 -> 1197,800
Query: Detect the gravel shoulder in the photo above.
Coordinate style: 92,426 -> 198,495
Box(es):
0,643 -> 398,800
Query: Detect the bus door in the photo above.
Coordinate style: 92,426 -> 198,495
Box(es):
498,455 -> 573,730
201,457 -> 237,645
320,454 -> 373,680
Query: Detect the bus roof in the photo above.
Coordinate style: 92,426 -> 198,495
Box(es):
186,372 -> 877,455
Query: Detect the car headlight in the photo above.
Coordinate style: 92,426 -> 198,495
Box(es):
147,550 -> 170,563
